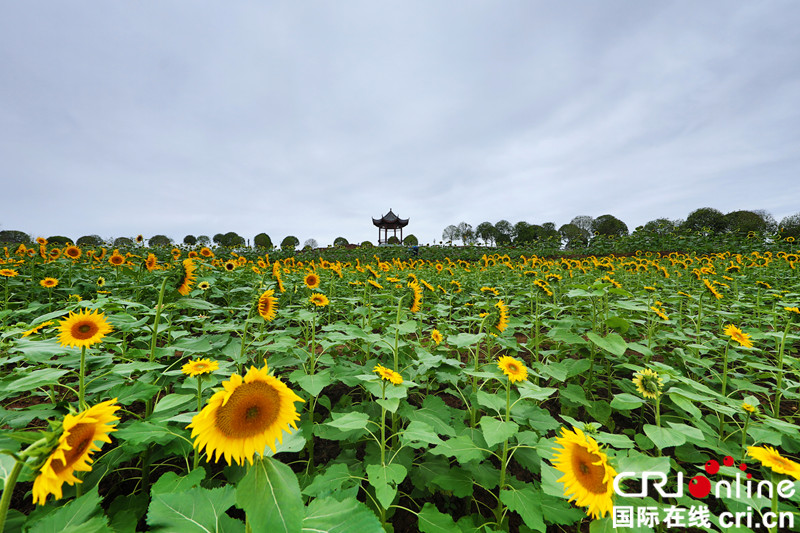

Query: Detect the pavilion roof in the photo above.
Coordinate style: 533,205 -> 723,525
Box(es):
372,209 -> 409,228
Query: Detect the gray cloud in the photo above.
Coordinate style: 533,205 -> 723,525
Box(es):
1,1 -> 798,246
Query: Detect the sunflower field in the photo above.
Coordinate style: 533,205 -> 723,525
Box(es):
1,240 -> 800,532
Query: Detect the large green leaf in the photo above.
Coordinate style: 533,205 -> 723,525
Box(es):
643,424 -> 686,449
430,434 -> 488,464
586,331 -> 628,357
479,417 -> 519,449
500,485 -> 546,532
28,486 -> 107,533
302,497 -> 383,533
366,463 -> 407,509
147,485 -> 241,533
4,368 -> 70,393
324,411 -> 370,431
236,457 -> 303,533
417,502 -> 460,533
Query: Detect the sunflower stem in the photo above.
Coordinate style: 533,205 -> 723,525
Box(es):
0,459 -> 24,533
78,345 -> 87,410
194,376 -> 202,470
770,470 -> 779,533
145,277 -> 169,417
773,320 -> 791,418
718,342 -> 730,439
494,379 -> 512,527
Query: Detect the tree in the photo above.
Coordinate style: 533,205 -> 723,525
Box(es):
47,235 -> 72,245
495,220 -> 513,245
223,232 -> 245,247
724,210 -> 767,234
476,222 -> 496,246
559,223 -> 588,249
360,240 -> 373,248
183,235 -> 197,245
442,225 -> 459,243
779,212 -> 800,238
0,230 -> 31,244
77,235 -> 103,246
333,237 -> 349,247
456,222 -> 474,245
513,221 -> 532,243
114,237 -> 134,247
254,233 -> 273,249
683,207 -> 726,234
149,235 -> 172,247
403,234 -> 419,246
387,236 -> 400,245
592,215 -> 628,237
752,210 -> 778,233
213,233 -> 225,245
642,218 -> 678,235
303,238 -> 319,249
197,235 -> 211,245
281,236 -> 299,250
539,222 -> 560,243
570,216 -> 595,236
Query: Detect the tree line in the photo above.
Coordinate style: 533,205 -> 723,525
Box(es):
442,208 -> 800,248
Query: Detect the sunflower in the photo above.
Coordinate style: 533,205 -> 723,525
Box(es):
39,277 -> 59,288
58,309 -> 113,348
374,364 -> 403,385
741,402 -> 758,415
495,300 -> 509,332
309,293 -> 329,307
650,305 -> 669,321
408,281 -> 423,313
186,364 -> 304,466
200,247 -> 213,258
224,260 -> 237,272
0,268 -> 19,277
182,358 -> 220,377
632,368 -> 663,399
368,279 -> 383,290
551,426 -> 617,519
304,272 -> 321,289
747,446 -> 800,479
49,248 -> 62,260
786,306 -> 800,316
198,281 -> 211,291
36,237 -> 48,245
32,399 -> 121,505
145,253 -> 157,272
136,234 -> 144,243
109,253 -> 125,266
723,324 -> 753,348
258,289 -> 278,321
431,329 -> 443,346
64,245 -> 81,260
497,355 -> 527,383
702,278 -> 723,300
96,276 -> 106,287
22,321 -> 54,338
177,258 -> 197,296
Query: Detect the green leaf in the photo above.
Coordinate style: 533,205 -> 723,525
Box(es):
28,486 -> 107,533
376,397 -> 400,413
477,390 -> 506,414
610,393 -> 645,410
448,332 -> 484,348
479,417 -> 519,449
302,463 -> 356,498
325,411 -> 370,431
293,369 -> 332,397
151,468 -> 205,495
430,434 -> 488,464
115,421 -> 181,448
302,497 -> 383,533
500,485 -> 545,531
643,424 -> 686,449
366,463 -> 407,509
147,485 -> 240,533
417,502 -> 461,533
4,368 -> 69,393
236,457 -> 303,533
400,421 -> 444,448
430,467 -> 473,498
516,382 -> 557,402
586,331 -> 628,357
616,451 -> 671,476
152,394 -> 196,416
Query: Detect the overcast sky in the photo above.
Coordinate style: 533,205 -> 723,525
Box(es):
2,2 -> 799,246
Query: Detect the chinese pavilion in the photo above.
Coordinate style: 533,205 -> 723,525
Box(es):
372,209 -> 409,245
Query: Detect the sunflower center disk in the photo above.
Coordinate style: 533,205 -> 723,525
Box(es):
571,447 -> 608,494
215,381 -> 281,438
73,323 -> 98,339
52,423 -> 95,474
